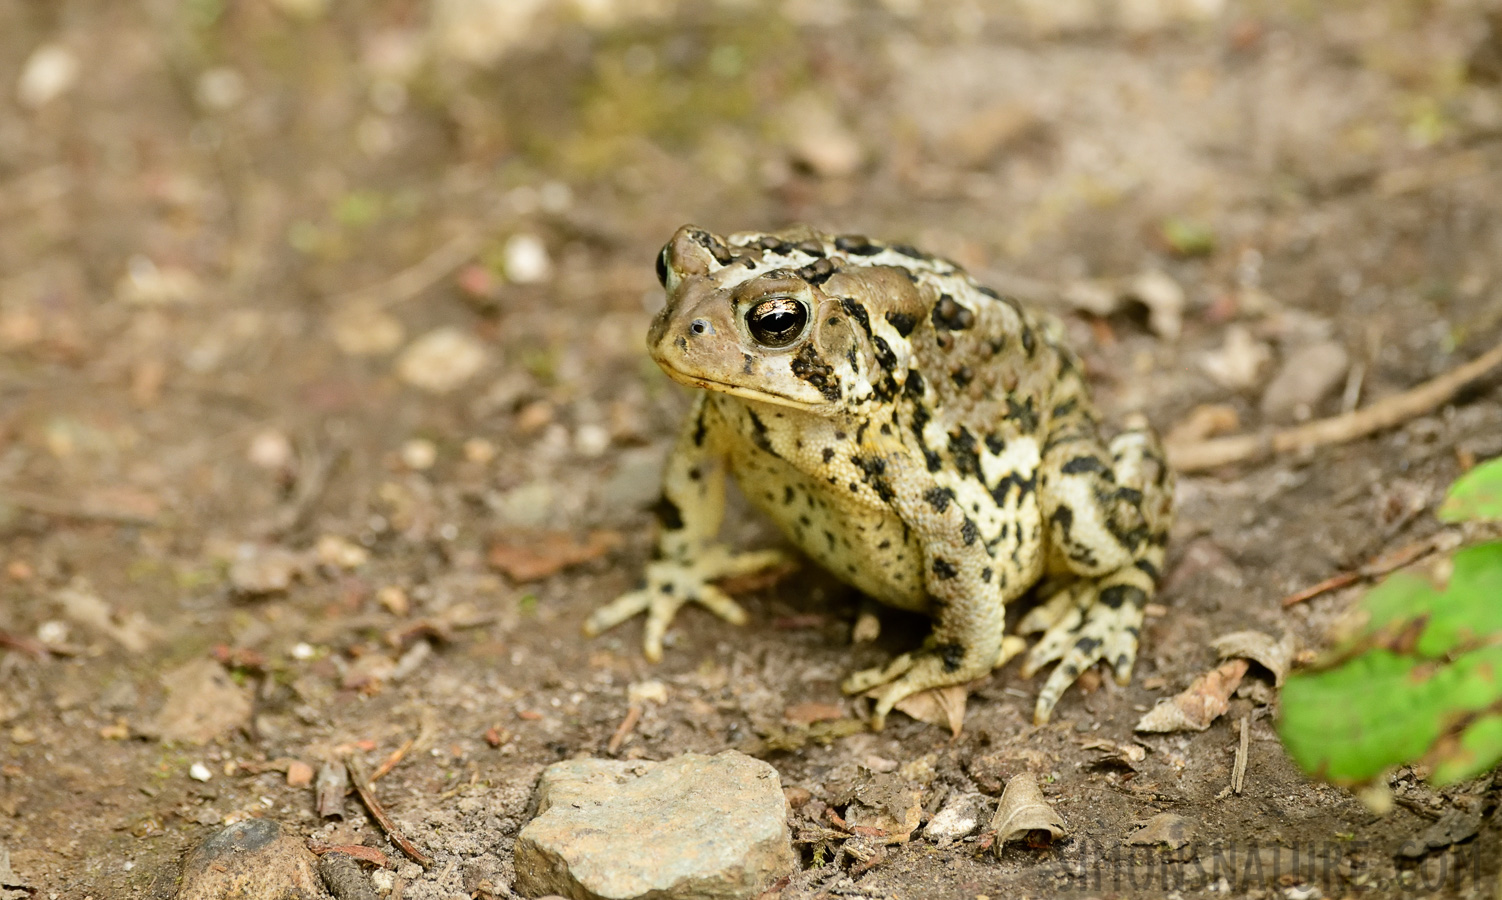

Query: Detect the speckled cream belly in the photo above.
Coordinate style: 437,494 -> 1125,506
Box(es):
726,444 -> 930,613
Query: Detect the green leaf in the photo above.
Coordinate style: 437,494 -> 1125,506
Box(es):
1278,542 -> 1502,786
1439,455 -> 1502,523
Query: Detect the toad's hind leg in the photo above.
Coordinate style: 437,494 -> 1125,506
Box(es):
1022,413 -> 1173,724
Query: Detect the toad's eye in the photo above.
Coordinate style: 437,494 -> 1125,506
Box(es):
745,297 -> 808,347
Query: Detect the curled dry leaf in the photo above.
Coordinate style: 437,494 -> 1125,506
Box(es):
486,528 -> 623,582
1211,630 -> 1296,686
1080,737 -> 1147,765
1199,325 -> 1271,391
316,760 -> 349,819
1126,268 -> 1185,340
989,774 -> 1066,849
890,684 -> 969,738
1135,658 -> 1249,733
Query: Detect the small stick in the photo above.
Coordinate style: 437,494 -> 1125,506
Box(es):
0,489 -> 159,526
1232,716 -> 1250,795
1169,340 -> 1502,473
606,704 -> 642,755
370,736 -> 417,783
345,756 -> 433,868
1280,529 -> 1461,607
328,232 -> 482,310
0,631 -> 49,660
307,842 -> 390,867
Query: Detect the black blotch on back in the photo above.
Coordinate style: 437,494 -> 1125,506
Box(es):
885,311 -> 917,337
835,234 -> 883,256
799,257 -> 836,284
948,427 -> 981,477
931,295 -> 975,331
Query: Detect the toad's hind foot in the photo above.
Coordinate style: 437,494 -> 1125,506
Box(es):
1019,573 -> 1150,725
584,546 -> 788,661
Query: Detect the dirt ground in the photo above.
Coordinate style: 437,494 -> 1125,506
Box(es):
3,1 -> 1502,897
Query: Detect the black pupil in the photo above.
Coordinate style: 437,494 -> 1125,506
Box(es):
747,299 -> 806,347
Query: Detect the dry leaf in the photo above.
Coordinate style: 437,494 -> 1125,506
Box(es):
1126,812 -> 1197,850
150,659 -> 252,745
1211,630 -> 1296,686
486,529 -> 622,582
891,684 -> 969,738
848,774 -> 923,844
1080,737 -> 1147,765
315,760 -> 348,819
990,774 -> 1066,848
784,702 -> 847,725
1135,658 -> 1249,733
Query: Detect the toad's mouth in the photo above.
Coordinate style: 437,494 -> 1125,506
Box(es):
653,360 -> 821,411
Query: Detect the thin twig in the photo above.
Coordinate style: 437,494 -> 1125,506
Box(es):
0,489 -> 159,526
327,232 -> 483,309
1169,340 -> 1502,473
1280,529 -> 1462,607
1232,716 -> 1249,795
370,736 -> 417,783
345,756 -> 433,868
0,631 -> 49,660
606,704 -> 642,755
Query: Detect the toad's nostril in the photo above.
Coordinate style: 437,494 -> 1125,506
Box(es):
690,319 -> 713,336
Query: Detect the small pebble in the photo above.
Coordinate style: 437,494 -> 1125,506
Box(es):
247,430 -> 294,470
189,762 -> 213,782
17,44 -> 79,109
400,437 -> 438,470
504,233 -> 553,284
396,327 -> 489,393
463,437 -> 497,464
316,534 -> 369,569
195,67 -> 246,111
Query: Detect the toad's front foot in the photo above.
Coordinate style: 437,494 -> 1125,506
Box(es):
584,546 -> 788,661
842,636 -> 1025,730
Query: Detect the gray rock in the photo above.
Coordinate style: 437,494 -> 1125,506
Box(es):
1260,340 -> 1349,422
514,750 -> 795,900
177,819 -> 328,900
922,792 -> 989,845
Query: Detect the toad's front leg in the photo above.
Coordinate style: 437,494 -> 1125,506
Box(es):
585,396 -> 788,660
838,454 -> 1022,729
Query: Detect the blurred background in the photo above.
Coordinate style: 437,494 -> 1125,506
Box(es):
2,0 -> 1502,895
